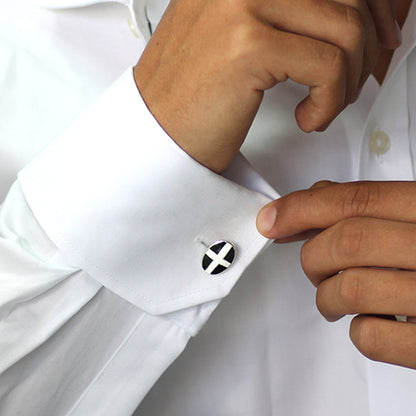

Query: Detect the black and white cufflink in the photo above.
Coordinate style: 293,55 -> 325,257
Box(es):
202,240 -> 236,275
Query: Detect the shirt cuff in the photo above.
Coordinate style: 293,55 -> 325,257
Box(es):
18,69 -> 278,315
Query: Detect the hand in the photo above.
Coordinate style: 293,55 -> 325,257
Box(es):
134,0 -> 401,173
257,181 -> 416,369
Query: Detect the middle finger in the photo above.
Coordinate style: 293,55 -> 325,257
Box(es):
301,217 -> 416,285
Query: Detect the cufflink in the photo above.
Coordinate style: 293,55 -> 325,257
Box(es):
202,241 -> 236,275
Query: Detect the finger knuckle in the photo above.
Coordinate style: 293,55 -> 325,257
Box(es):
300,240 -> 314,279
315,287 -> 326,315
227,20 -> 261,61
344,6 -> 366,42
337,270 -> 363,310
352,318 -> 383,361
316,286 -> 333,321
217,0 -> 259,60
323,46 -> 347,80
342,182 -> 379,218
332,218 -> 368,261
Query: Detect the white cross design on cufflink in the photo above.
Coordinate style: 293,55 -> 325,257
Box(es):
202,241 -> 236,275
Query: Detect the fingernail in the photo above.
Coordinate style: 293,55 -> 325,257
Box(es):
257,205 -> 277,235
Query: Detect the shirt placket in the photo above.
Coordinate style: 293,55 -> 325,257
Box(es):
359,61 -> 414,181
407,47 -> 416,178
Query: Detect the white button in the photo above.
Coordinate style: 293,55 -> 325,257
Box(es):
128,16 -> 140,38
369,131 -> 390,155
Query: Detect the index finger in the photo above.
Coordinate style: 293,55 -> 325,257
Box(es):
367,0 -> 403,49
256,181 -> 416,239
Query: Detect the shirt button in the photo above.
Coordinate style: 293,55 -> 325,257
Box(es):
369,131 -> 390,155
128,16 -> 140,38
202,241 -> 236,275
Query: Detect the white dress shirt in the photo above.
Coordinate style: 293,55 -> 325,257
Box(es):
1,0 -> 416,415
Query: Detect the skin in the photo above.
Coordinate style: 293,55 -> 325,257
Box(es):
373,0 -> 412,83
257,180 -> 416,370
133,0 -> 415,369
256,1 -> 416,371
134,0 -> 402,173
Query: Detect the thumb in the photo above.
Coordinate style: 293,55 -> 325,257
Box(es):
256,181 -> 335,240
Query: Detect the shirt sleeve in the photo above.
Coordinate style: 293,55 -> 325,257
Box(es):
0,69 -> 279,414
18,68 -> 278,315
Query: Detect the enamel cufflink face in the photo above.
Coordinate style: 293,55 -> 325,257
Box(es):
202,241 -> 236,275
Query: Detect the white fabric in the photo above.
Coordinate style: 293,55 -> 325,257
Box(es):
1,0 -> 416,415
359,2 -> 416,181
18,70 -> 274,314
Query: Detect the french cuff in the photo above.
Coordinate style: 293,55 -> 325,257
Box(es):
18,69 -> 279,316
